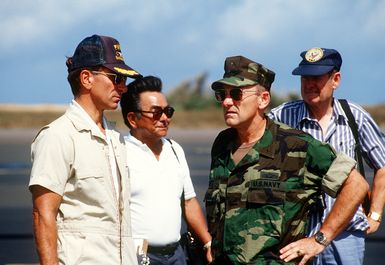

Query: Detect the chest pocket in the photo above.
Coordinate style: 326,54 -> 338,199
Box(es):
71,168 -> 109,205
246,170 -> 286,206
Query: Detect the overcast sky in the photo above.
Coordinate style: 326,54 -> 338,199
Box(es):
1,0 -> 385,105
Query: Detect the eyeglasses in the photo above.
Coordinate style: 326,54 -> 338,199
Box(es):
91,71 -> 127,85
214,88 -> 258,102
138,106 -> 175,120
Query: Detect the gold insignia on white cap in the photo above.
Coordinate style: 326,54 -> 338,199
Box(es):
305,48 -> 324,62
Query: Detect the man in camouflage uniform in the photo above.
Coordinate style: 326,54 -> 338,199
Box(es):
205,55 -> 368,265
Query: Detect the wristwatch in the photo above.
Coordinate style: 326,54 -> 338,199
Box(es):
314,231 -> 330,246
368,211 -> 382,222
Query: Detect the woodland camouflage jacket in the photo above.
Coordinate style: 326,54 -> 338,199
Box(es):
205,117 -> 355,265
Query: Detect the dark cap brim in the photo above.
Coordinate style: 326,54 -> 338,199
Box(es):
104,63 -> 142,78
292,65 -> 335,76
211,76 -> 257,90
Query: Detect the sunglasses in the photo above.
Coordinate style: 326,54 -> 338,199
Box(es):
91,71 -> 127,85
138,106 -> 175,120
214,88 -> 258,102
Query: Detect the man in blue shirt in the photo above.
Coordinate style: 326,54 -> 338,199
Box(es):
269,47 -> 385,265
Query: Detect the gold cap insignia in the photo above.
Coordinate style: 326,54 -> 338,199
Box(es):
305,48 -> 324,62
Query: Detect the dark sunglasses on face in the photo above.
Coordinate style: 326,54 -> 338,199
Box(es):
91,71 -> 127,85
138,106 -> 175,120
214,88 -> 258,102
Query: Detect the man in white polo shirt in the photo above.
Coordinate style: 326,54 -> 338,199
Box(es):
120,75 -> 212,265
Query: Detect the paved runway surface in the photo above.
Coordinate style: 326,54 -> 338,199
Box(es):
0,128 -> 383,264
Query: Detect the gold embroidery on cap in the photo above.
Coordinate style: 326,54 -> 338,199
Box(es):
114,67 -> 139,76
114,44 -> 124,61
305,48 -> 324,62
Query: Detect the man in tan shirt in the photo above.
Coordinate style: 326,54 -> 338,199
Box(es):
29,34 -> 141,265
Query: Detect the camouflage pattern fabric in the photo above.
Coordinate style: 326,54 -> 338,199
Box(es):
211,55 -> 275,91
205,117 -> 352,265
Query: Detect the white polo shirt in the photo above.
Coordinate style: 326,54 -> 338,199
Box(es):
125,133 -> 196,246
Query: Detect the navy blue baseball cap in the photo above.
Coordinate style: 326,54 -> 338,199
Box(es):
66,34 -> 141,78
292,48 -> 342,76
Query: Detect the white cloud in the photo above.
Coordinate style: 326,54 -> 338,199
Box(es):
116,0 -> 187,30
0,0 -> 384,104
191,0 -> 385,67
212,0 -> 332,47
1,0 -> 383,53
0,0 -> 124,50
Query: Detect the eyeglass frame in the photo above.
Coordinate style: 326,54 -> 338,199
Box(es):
214,87 -> 259,102
91,71 -> 127,85
136,105 -> 175,120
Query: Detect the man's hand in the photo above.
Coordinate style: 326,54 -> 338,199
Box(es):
205,246 -> 213,264
366,216 -> 381,234
183,197 -> 212,263
279,237 -> 325,265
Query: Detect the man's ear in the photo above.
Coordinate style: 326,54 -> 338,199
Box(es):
79,70 -> 93,91
332,71 -> 341,90
127,112 -> 140,129
258,91 -> 270,109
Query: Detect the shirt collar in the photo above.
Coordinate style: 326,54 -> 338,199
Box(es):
298,98 -> 347,125
213,117 -> 279,169
125,132 -> 167,150
297,101 -> 315,124
125,132 -> 146,148
69,100 -> 110,139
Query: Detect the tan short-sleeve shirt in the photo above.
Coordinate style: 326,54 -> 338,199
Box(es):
30,104 -> 137,265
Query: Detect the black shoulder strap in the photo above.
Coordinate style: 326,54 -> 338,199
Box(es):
338,99 -> 366,178
166,138 -> 180,163
166,139 -> 187,211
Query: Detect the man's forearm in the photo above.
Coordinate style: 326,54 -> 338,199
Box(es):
367,167 -> 385,233
31,186 -> 62,265
320,169 -> 369,240
279,169 -> 369,264
184,197 -> 212,244
33,209 -> 59,265
184,197 -> 213,263
370,167 -> 385,215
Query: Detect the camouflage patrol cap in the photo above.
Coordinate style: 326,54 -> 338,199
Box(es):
212,55 -> 275,91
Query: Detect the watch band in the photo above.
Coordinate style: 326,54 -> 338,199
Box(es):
314,231 -> 330,246
203,240 -> 212,250
368,211 -> 382,222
